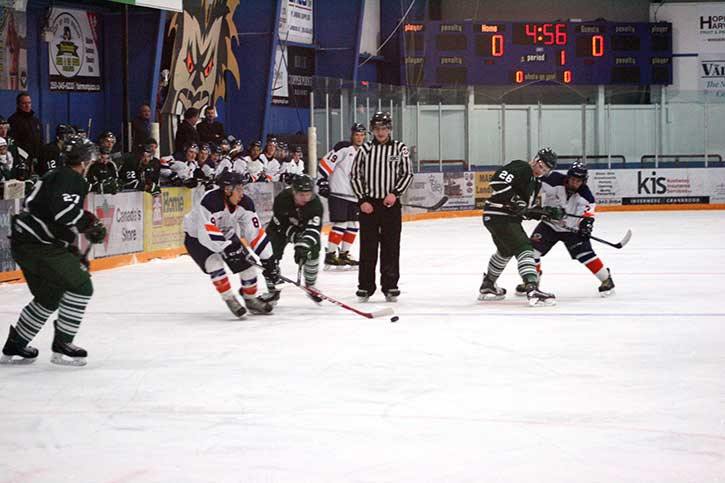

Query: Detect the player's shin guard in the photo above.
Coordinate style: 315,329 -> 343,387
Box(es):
13,300 -> 54,344
583,257 -> 608,282
516,250 -> 538,284
341,222 -> 359,253
210,269 -> 234,299
486,251 -> 511,283
239,267 -> 273,314
327,225 -> 345,253
54,289 -> 92,344
303,257 -> 322,303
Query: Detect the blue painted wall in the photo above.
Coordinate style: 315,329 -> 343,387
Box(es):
0,1 -> 159,145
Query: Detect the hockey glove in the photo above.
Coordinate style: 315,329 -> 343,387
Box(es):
578,216 -> 594,238
506,196 -> 528,216
543,206 -> 565,221
294,244 -> 311,265
317,178 -> 330,198
222,238 -> 246,263
261,258 -> 281,285
83,219 -> 107,244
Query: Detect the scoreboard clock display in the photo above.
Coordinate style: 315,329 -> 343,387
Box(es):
402,20 -> 672,86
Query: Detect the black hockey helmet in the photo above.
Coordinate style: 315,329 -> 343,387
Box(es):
293,146 -> 303,154
217,170 -> 246,187
369,111 -> 392,130
535,147 -> 558,170
199,143 -> 211,153
184,143 -> 199,152
64,136 -> 97,166
291,174 -> 314,192
249,140 -> 262,149
0,116 -> 8,126
351,122 -> 366,133
56,124 -> 76,141
97,131 -> 116,143
74,125 -> 87,139
567,161 -> 588,181
212,143 -> 223,154
265,134 -> 277,144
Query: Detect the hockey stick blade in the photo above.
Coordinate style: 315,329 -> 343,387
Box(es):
565,227 -> 632,249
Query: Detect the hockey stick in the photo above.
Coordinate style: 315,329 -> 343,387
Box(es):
240,240 -> 394,319
561,213 -> 632,249
329,191 -> 449,211
564,227 -> 632,249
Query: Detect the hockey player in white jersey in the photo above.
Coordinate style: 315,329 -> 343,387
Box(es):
317,123 -> 366,269
183,171 -> 276,317
515,162 -> 615,297
279,146 -> 305,183
244,140 -> 268,182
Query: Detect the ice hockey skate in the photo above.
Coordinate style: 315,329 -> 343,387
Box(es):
478,275 -> 506,301
0,326 -> 39,365
243,294 -> 274,314
598,269 -> 616,297
323,250 -> 346,271
51,340 -> 88,367
223,295 -> 247,318
356,289 -> 371,302
338,251 -> 359,270
525,282 -> 556,307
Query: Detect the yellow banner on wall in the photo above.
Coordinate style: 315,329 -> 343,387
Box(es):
143,188 -> 192,252
474,171 -> 495,209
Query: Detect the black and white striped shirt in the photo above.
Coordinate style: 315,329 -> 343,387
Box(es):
350,138 -> 414,200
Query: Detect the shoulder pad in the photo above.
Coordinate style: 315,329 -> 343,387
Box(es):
577,184 -> 596,203
200,188 -> 225,213
542,171 -> 566,186
333,141 -> 352,151
239,194 -> 256,212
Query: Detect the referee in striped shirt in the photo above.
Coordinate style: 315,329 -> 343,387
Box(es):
350,112 -> 413,302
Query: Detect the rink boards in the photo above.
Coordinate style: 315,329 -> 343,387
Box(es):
1,166 -> 724,282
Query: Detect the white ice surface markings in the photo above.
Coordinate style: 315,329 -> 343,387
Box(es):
0,210 -> 724,483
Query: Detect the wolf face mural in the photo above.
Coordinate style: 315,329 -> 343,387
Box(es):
161,0 -> 240,120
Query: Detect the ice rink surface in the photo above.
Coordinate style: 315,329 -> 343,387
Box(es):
1,210 -> 724,483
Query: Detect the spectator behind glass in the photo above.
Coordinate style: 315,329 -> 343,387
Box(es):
173,107 -> 200,157
8,92 -> 42,163
197,106 -> 225,145
131,103 -> 152,151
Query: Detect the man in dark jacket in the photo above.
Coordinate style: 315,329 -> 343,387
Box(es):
197,106 -> 225,145
173,107 -> 200,157
8,92 -> 42,163
131,103 -> 152,152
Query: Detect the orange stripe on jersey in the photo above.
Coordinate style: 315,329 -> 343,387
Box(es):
319,158 -> 333,176
205,223 -> 222,233
250,228 -> 266,248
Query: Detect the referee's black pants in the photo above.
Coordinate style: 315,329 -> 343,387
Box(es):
358,199 -> 402,295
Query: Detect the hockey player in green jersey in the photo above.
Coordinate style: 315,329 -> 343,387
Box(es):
480,148 -> 564,306
263,174 -> 324,303
1,137 -> 107,366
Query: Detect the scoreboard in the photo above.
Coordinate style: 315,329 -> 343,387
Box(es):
402,20 -> 673,86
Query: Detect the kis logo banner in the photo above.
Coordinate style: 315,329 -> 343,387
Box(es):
637,171 -> 666,194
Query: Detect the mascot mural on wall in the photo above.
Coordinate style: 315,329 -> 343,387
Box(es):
160,0 -> 241,146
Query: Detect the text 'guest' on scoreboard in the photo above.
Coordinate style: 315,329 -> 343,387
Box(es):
402,20 -> 672,86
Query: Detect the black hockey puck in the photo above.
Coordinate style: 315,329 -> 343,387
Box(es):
390,316 -> 399,323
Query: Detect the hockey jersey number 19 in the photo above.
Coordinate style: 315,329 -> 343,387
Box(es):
318,141 -> 358,197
